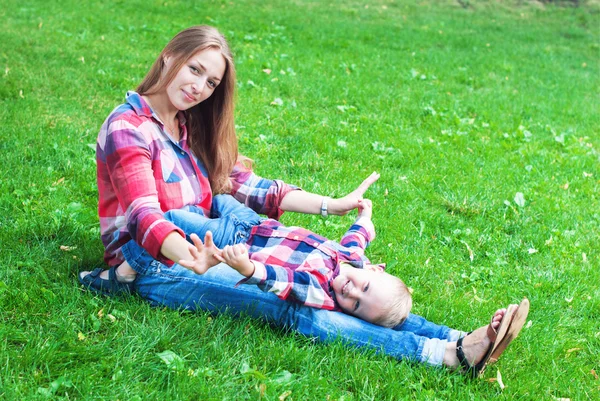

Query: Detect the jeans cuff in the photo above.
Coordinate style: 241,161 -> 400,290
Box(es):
447,329 -> 467,341
420,338 -> 448,367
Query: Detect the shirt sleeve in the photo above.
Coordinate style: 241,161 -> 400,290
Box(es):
339,216 -> 376,257
228,161 -> 300,220
234,261 -> 337,310
102,118 -> 184,263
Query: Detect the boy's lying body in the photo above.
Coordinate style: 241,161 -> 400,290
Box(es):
176,194 -> 412,328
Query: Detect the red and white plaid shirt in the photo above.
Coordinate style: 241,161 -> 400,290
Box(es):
238,216 -> 376,310
97,92 -> 297,266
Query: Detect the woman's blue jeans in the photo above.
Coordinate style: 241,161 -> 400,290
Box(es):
121,196 -> 460,365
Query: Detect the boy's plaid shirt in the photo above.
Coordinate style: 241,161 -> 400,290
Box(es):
237,216 -> 376,310
97,91 -> 296,266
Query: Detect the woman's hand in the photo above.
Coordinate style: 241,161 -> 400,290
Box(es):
328,172 -> 380,216
214,244 -> 255,277
178,231 -> 222,274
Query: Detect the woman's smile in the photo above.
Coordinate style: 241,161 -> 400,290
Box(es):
182,89 -> 197,102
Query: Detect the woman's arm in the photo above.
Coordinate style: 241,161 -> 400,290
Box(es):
279,172 -> 380,216
230,160 -> 380,219
101,120 -> 185,264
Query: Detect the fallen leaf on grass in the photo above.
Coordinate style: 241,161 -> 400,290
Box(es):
262,69 -> 271,74
582,253 -> 588,263
566,347 -> 582,354
77,332 -> 86,341
279,391 -> 292,401
157,350 -> 185,371
60,245 -> 77,252
52,177 -> 65,186
514,192 -> 525,207
564,297 -> 573,303
591,369 -> 598,379
560,182 -> 569,190
583,172 -> 592,178
496,368 -> 505,390
270,98 -> 283,106
460,241 -> 474,262
526,320 -> 533,329
528,248 -> 538,254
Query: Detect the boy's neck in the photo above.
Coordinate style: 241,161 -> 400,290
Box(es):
338,262 -> 352,274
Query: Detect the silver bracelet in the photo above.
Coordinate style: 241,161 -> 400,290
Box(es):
321,196 -> 330,218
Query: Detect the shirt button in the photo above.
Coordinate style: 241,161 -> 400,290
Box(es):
273,231 -> 279,236
180,151 -> 185,155
313,242 -> 318,247
293,236 -> 299,240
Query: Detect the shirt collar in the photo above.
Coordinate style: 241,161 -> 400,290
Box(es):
125,91 -> 153,118
125,91 -> 188,126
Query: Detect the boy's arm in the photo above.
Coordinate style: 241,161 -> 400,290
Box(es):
217,248 -> 336,310
339,199 -> 376,257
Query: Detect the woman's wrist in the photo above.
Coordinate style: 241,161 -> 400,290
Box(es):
326,197 -> 343,215
320,196 -> 330,218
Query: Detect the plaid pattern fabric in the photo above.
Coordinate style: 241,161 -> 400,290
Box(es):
97,91 -> 297,266
238,216 -> 376,310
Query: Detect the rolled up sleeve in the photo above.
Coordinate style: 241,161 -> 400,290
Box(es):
229,161 -> 300,219
103,121 -> 183,263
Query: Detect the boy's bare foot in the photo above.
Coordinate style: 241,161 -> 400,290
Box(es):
443,307 -> 513,370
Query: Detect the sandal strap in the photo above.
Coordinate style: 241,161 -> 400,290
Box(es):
456,336 -> 471,374
456,332 -> 495,379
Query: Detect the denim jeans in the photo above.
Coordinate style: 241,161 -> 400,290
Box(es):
164,194 -> 264,248
121,197 -> 461,366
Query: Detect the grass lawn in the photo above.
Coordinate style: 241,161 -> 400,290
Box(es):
1,0 -> 599,399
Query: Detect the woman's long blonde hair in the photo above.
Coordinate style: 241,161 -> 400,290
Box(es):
137,26 -> 237,194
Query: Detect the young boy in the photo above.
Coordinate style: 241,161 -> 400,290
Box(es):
177,194 -> 412,328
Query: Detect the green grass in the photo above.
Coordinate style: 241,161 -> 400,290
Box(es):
1,0 -> 599,399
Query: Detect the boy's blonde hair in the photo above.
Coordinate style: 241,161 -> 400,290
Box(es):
372,275 -> 413,328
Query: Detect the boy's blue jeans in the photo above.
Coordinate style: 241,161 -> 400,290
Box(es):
121,195 -> 461,366
163,194 -> 264,248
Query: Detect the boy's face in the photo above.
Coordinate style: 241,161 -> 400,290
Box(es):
332,266 -> 396,324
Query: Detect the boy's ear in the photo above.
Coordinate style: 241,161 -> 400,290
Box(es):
365,263 -> 385,273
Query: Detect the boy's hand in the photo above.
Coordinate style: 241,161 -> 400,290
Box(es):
358,199 -> 373,219
179,231 -> 222,274
214,244 -> 255,277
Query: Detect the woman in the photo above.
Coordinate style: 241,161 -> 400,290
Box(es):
79,26 -> 528,376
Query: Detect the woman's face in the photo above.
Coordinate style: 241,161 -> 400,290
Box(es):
164,48 -> 227,111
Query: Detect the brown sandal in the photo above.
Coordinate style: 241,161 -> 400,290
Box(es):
489,298 -> 530,364
456,303 -> 518,378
